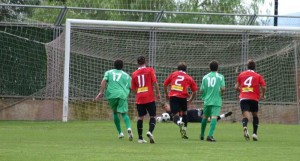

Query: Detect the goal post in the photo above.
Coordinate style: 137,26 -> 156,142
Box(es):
63,19 -> 300,123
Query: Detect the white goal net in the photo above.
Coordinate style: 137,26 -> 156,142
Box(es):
58,19 -> 300,123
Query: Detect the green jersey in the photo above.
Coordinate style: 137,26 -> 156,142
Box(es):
103,69 -> 131,99
200,72 -> 225,107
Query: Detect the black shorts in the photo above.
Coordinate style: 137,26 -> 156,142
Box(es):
187,109 -> 203,122
169,96 -> 187,114
136,101 -> 156,117
240,99 -> 259,113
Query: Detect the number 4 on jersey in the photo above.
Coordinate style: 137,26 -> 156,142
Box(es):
242,76 -> 253,92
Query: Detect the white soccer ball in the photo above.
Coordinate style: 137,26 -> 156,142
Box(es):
156,116 -> 162,123
161,113 -> 170,122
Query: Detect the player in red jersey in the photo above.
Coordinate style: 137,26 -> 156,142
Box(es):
131,56 -> 161,144
235,59 -> 266,141
163,62 -> 198,139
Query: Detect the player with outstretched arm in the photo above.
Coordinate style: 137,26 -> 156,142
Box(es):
131,56 -> 161,144
95,59 -> 133,141
235,59 -> 266,141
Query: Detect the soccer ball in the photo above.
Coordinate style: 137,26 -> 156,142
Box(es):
156,116 -> 162,123
161,113 -> 170,122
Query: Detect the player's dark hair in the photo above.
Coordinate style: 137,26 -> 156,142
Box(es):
210,60 -> 218,71
247,59 -> 255,70
137,56 -> 146,65
114,59 -> 123,70
177,62 -> 187,71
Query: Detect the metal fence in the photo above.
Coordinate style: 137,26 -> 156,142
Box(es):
0,4 -> 300,123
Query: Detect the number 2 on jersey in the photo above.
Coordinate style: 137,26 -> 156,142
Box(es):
175,76 -> 184,86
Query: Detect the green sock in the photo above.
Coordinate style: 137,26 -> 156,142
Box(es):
121,113 -> 131,129
208,118 -> 217,137
113,113 -> 122,134
201,118 -> 208,137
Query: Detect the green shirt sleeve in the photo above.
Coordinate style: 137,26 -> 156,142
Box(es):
221,75 -> 225,87
103,71 -> 109,81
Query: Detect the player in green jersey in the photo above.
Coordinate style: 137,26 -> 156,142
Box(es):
199,60 -> 225,142
95,60 -> 133,141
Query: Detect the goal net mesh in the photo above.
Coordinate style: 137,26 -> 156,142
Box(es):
48,22 -> 300,123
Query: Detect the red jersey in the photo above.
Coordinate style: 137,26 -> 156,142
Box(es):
131,67 -> 157,104
164,71 -> 198,98
237,70 -> 266,101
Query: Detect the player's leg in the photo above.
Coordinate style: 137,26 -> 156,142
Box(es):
200,106 -> 210,140
217,111 -> 233,121
179,98 -> 188,139
136,104 -> 147,143
240,100 -> 251,140
113,112 -> 124,139
108,98 -> 123,138
117,99 -> 132,137
146,101 -> 156,144
207,106 -> 221,142
170,97 -> 181,126
117,99 -> 130,127
250,100 -> 259,141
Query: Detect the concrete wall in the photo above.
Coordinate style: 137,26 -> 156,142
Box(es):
0,99 -> 299,124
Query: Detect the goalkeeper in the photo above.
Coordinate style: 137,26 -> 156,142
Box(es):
160,102 -> 232,123
95,59 -> 133,141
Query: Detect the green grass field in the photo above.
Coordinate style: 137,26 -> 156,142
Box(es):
0,121 -> 299,161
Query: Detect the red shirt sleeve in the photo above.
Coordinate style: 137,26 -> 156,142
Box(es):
259,74 -> 266,87
164,74 -> 172,86
150,68 -> 157,83
131,72 -> 137,90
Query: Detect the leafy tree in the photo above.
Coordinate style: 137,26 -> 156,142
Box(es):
162,0 -> 267,24
0,0 -> 40,21
28,0 -> 269,25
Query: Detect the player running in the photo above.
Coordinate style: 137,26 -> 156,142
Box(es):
235,59 -> 266,141
200,60 -> 225,142
95,59 -> 133,141
163,62 -> 198,139
131,56 -> 161,144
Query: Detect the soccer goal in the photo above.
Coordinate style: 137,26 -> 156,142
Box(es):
62,19 -> 300,123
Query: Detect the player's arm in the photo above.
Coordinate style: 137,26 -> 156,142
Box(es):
130,77 -> 136,94
260,75 -> 267,99
235,75 -> 240,92
188,78 -> 198,103
153,82 -> 161,101
163,84 -> 168,101
234,82 -> 240,92
187,91 -> 196,104
150,69 -> 161,101
163,75 -> 171,101
95,79 -> 107,100
261,86 -> 266,99
220,76 -> 225,96
221,86 -> 226,96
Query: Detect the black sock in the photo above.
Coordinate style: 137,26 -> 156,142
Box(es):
182,114 -> 188,127
137,120 -> 143,140
253,116 -> 259,134
173,115 -> 180,125
242,118 -> 248,128
149,117 -> 156,133
168,112 -> 173,121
